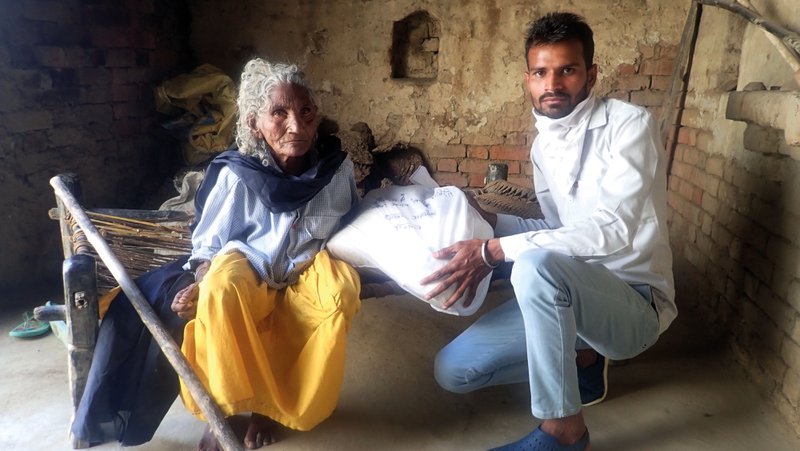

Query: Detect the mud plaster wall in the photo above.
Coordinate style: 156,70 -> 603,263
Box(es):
188,0 -> 689,188
0,0 -> 193,291
0,0 -> 689,291
667,0 -> 800,432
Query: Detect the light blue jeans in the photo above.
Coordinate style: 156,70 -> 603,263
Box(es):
434,249 -> 660,419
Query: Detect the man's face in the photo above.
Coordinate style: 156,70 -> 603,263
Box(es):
525,39 -> 597,119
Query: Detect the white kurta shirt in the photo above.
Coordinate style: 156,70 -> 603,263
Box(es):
495,96 -> 676,334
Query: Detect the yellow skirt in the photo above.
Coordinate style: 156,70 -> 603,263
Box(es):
179,250 -> 361,431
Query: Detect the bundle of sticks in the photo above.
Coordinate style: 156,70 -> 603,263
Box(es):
69,210 -> 194,293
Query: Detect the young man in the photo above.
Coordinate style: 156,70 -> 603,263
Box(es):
421,12 -> 676,450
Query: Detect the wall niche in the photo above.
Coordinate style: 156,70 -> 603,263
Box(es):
391,10 -> 439,80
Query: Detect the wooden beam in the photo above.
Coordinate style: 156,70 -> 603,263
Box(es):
662,0 -> 703,177
696,0 -> 800,57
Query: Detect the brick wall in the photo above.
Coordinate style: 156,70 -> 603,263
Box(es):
0,0 -> 192,290
664,2 -> 800,432
670,110 -> 800,431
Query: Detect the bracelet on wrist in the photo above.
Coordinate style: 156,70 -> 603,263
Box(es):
481,240 -> 500,269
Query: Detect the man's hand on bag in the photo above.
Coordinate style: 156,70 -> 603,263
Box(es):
420,239 -> 493,309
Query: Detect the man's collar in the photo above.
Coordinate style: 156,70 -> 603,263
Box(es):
587,97 -> 607,130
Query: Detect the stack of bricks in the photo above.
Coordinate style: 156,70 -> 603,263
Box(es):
429,42 -> 676,191
0,0 -> 192,289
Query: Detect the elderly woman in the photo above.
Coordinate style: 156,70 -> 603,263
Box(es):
173,58 -> 360,449
70,58 -> 360,450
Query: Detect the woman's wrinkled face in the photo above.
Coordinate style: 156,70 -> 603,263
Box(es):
253,83 -> 318,168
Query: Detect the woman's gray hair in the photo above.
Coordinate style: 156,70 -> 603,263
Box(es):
235,58 -> 318,158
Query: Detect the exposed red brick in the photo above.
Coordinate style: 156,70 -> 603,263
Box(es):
77,67 -> 111,85
427,144 -> 466,159
707,156 -> 724,177
468,172 -> 486,187
508,176 -> 532,188
504,132 -> 528,146
606,90 -> 630,101
638,43 -> 656,59
112,103 -> 129,120
112,68 -> 129,85
433,172 -> 467,187
668,175 -> 680,194
437,158 -> 457,172
114,118 -> 141,138
34,46 -> 69,68
696,130 -> 713,151
112,84 -> 139,102
640,59 -> 675,76
91,28 -> 132,48
630,90 -> 664,107
692,187 -> 704,206
616,75 -> 651,91
467,145 -> 488,159
105,49 -> 136,67
521,161 -> 533,176
617,63 -> 639,75
132,31 -> 157,50
459,158 -> 493,174
651,75 -> 671,91
659,44 -> 678,59
678,178 -> 695,200
678,127 -> 697,146
148,50 -> 178,68
489,145 -> 529,161
5,110 -> 53,133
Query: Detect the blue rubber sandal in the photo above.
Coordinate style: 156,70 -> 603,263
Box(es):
9,311 -> 51,338
488,425 -> 590,451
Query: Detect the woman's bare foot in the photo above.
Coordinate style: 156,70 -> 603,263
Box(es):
244,413 -> 277,449
198,424 -> 221,451
197,414 -> 278,450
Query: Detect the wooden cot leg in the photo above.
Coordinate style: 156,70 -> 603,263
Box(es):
63,254 -> 99,449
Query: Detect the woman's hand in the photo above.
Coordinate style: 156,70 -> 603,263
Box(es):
171,260 -> 210,320
171,282 -> 199,320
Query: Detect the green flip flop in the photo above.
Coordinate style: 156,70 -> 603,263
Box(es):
9,311 -> 51,338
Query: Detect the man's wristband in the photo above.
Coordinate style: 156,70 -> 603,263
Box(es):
481,240 -> 500,269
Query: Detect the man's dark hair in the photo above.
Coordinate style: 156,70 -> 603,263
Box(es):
524,12 -> 594,68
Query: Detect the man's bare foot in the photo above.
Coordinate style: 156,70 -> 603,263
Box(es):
244,413 -> 277,449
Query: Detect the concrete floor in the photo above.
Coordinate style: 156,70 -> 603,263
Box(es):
2,281 -> 799,451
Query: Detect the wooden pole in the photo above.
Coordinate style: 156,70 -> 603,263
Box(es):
50,175 -> 243,451
662,0 -> 703,177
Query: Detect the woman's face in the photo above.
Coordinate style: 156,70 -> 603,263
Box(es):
254,83 -> 318,171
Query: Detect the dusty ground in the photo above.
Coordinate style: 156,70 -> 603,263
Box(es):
1,282 -> 799,450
